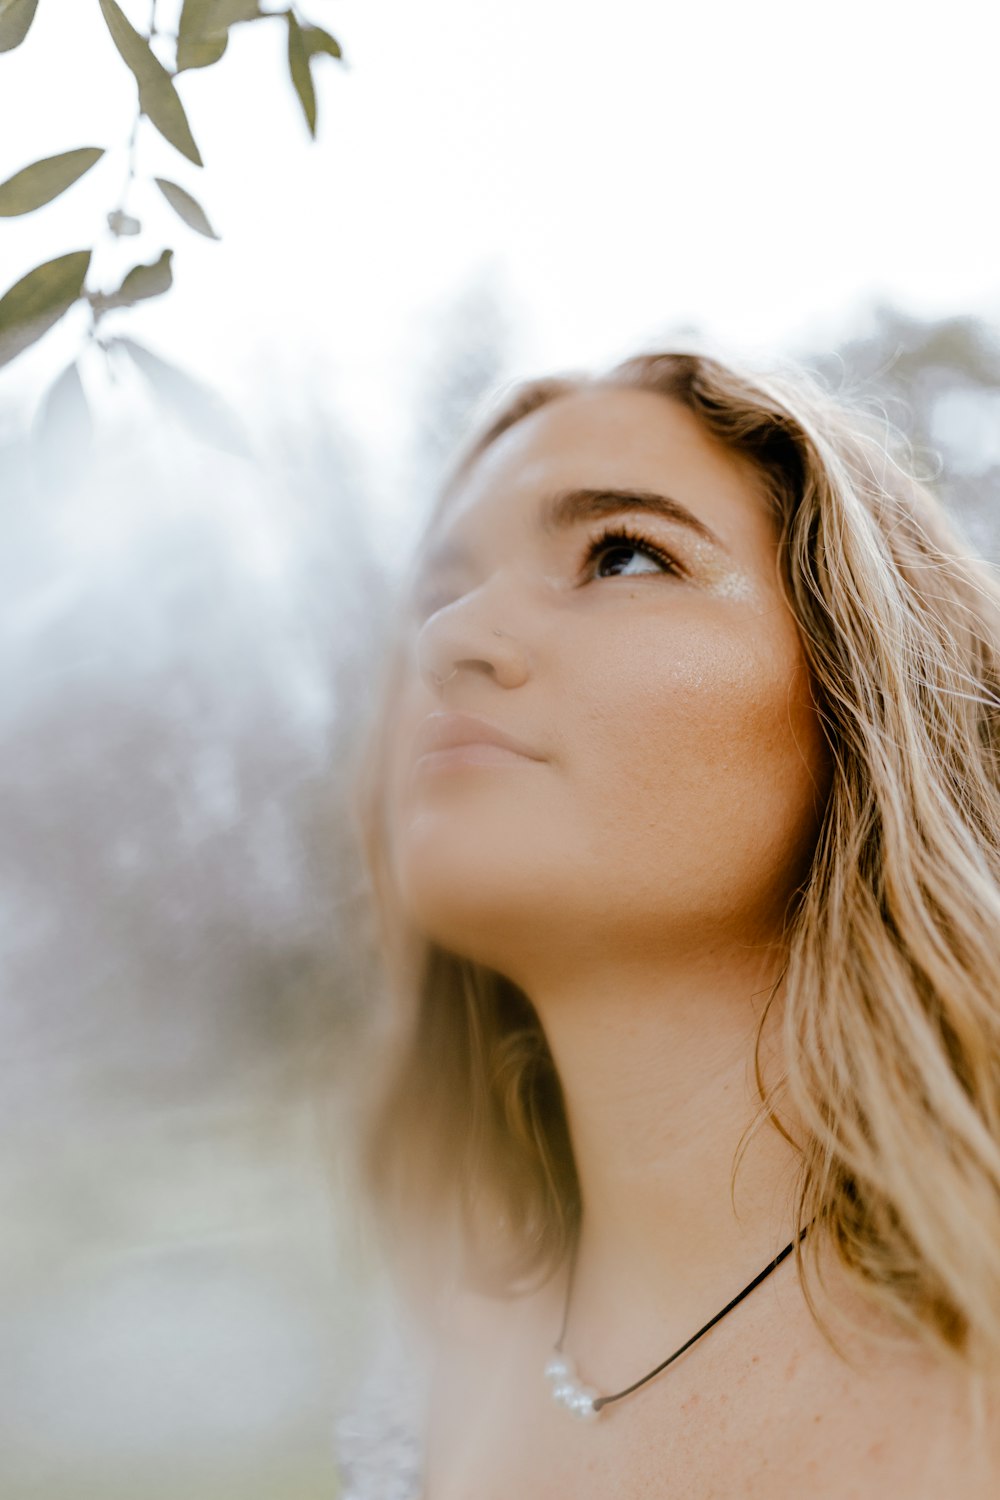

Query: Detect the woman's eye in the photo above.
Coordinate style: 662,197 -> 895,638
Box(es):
409,528 -> 681,620
581,528 -> 683,581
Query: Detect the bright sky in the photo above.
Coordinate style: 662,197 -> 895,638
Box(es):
2,0 -> 999,524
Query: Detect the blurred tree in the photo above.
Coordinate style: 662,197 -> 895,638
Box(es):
0,422 -> 389,1130
406,271 -> 518,521
803,301 -> 1000,557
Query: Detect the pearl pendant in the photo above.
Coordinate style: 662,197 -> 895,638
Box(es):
543,1351 -> 600,1421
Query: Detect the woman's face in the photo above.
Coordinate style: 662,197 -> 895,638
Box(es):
385,386 -> 832,984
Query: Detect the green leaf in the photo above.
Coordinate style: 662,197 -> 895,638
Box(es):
0,147 -> 105,217
176,0 -> 228,72
301,23 -> 343,63
178,0 -> 214,39
176,29 -> 228,71
175,0 -> 266,70
98,0 -> 204,166
0,250 -> 92,369
98,0 -> 161,83
212,0 -> 265,22
97,0 -> 163,89
0,0 -> 40,52
33,360 -> 93,487
154,177 -> 219,239
176,27 -> 228,71
90,249 -> 174,317
286,13 -> 316,138
114,336 -> 251,457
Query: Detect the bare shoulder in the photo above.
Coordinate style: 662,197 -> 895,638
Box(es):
835,1350 -> 1000,1498
612,1236 -> 1000,1500
888,1353 -> 1000,1496
727,1251 -> 1000,1500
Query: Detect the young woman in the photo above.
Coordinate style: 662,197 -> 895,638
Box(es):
337,347 -> 1000,1497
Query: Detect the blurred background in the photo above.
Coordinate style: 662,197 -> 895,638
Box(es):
2,0 -> 1000,1494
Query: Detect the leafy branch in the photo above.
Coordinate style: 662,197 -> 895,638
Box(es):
0,0 -> 346,460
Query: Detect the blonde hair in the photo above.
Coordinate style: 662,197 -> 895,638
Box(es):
346,345 -> 1000,1400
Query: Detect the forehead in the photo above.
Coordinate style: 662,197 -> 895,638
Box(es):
437,386 -> 776,554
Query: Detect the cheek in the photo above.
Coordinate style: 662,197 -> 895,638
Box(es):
574,627 -> 774,781
570,622 -> 827,888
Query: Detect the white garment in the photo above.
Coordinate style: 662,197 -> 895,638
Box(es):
333,1288 -> 430,1500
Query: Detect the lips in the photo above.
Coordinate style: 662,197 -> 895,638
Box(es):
412,711 -> 546,763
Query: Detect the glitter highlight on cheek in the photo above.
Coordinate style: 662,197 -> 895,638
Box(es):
685,536 -> 759,602
706,568 -> 757,601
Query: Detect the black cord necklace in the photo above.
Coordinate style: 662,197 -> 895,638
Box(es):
544,1219 -> 814,1422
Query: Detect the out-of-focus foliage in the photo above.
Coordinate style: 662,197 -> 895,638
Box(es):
32,357 -> 92,488
0,249 -> 92,368
0,0 -> 40,53
111,333 -> 251,454
100,0 -> 205,165
153,173 -> 220,238
0,145 -> 105,215
407,273 -> 517,515
0,0 -> 347,463
89,246 -> 175,316
0,389 -> 390,1496
804,302 -> 1000,558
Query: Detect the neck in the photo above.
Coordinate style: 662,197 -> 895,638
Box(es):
519,935 -> 805,1366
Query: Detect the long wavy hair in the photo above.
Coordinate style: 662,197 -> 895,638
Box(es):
345,344 -> 1000,1396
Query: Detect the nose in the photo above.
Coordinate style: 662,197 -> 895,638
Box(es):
415,600 -> 531,694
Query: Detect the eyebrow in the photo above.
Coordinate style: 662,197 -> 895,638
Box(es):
418,485 -> 729,575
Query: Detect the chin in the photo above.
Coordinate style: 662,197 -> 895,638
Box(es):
399,878 -> 517,954
391,855 -> 537,967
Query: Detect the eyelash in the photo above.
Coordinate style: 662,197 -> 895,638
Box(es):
578,524 -> 684,582
412,525 -> 682,620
